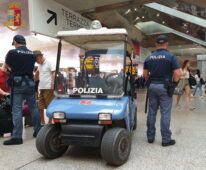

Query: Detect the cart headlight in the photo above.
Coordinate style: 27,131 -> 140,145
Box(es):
53,112 -> 65,119
98,113 -> 112,121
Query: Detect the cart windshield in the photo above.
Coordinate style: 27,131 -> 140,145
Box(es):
55,41 -> 125,97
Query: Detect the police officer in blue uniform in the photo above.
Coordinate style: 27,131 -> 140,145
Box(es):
3,35 -> 41,145
143,35 -> 181,147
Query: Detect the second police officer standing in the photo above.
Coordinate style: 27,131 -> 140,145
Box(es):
3,35 -> 41,145
143,35 -> 181,147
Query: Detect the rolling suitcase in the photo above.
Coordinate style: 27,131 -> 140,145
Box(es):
0,96 -> 13,135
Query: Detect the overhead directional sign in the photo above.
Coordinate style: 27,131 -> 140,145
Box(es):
29,0 -> 91,38
47,10 -> 57,25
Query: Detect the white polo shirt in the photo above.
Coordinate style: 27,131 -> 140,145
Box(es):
38,59 -> 56,89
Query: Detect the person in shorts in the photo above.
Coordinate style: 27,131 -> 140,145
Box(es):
175,60 -> 195,110
34,50 -> 55,124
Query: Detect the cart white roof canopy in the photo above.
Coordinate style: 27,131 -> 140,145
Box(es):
57,28 -> 128,47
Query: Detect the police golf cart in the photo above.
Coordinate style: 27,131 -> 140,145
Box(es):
36,21 -> 137,166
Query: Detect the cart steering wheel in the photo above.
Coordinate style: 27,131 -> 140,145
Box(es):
105,73 -> 123,94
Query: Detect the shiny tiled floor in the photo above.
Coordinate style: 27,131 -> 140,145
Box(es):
1,91 -> 206,170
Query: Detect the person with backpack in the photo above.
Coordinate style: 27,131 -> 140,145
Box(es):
192,69 -> 204,99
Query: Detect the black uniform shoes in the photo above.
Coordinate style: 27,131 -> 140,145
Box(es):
162,139 -> 176,147
3,138 -> 23,145
148,138 -> 176,146
148,138 -> 155,143
33,131 -> 38,138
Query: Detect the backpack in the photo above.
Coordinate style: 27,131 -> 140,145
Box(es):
189,74 -> 196,86
200,78 -> 205,85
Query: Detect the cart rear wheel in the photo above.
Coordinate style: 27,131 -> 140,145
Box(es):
101,128 -> 131,166
36,124 -> 68,159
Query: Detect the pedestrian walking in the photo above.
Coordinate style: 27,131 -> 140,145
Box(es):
176,60 -> 195,110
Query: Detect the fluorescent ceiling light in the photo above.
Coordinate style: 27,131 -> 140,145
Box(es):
145,3 -> 206,28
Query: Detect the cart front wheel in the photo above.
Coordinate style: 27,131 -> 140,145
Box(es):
36,124 -> 68,159
101,128 -> 131,166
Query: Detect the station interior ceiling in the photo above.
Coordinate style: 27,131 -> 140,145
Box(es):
55,0 -> 206,65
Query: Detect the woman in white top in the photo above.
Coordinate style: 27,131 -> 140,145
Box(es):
192,69 -> 203,98
176,60 -> 195,110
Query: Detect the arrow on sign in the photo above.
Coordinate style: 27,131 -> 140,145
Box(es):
47,9 -> 57,25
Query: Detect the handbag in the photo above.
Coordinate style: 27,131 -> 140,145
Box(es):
22,101 -> 30,116
200,78 -> 205,85
173,79 -> 184,95
173,86 -> 183,95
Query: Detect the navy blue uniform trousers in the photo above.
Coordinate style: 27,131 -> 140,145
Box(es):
147,83 -> 172,143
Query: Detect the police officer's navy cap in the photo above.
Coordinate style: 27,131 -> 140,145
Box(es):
33,50 -> 43,56
12,35 -> 26,45
156,34 -> 168,44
